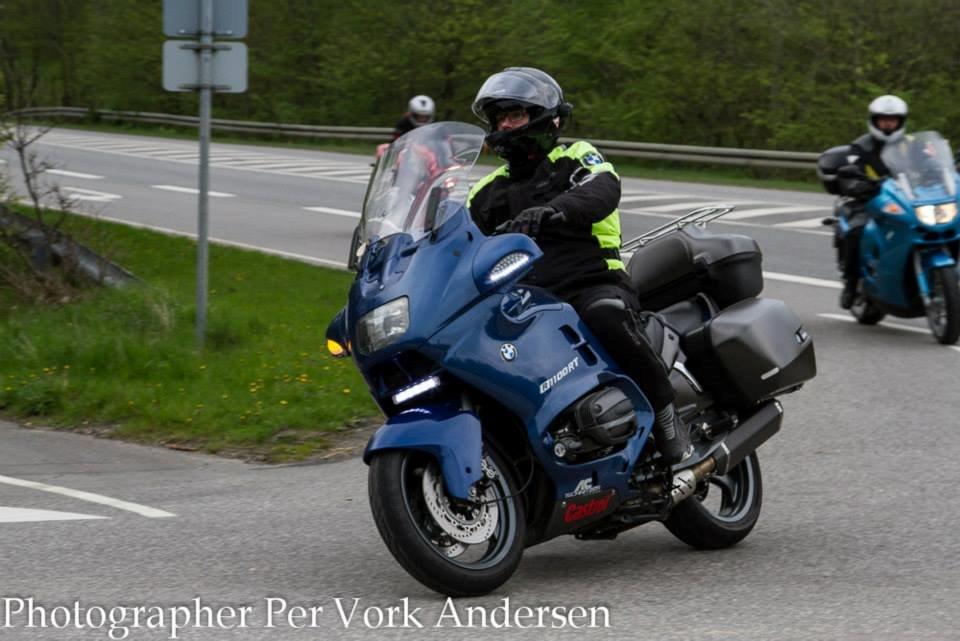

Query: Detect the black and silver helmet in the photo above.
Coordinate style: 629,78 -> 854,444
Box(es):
407,95 -> 436,127
471,67 -> 572,165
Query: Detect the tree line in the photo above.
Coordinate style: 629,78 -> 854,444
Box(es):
2,0 -> 959,152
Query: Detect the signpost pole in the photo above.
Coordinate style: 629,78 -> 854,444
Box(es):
195,0 -> 213,348
163,0 -> 247,349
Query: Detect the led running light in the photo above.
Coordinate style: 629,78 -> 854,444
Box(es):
391,376 -> 441,405
488,252 -> 532,283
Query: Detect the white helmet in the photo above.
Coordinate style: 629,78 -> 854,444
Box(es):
867,94 -> 908,143
408,95 -> 435,127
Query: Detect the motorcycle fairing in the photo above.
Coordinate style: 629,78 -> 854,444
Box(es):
424,291 -> 655,503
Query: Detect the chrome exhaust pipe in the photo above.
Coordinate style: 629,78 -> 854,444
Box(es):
671,400 -> 783,503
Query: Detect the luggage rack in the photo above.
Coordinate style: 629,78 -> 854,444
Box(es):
621,205 -> 736,253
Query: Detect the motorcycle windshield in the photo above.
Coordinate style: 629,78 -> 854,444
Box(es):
881,131 -> 957,201
360,122 -> 486,244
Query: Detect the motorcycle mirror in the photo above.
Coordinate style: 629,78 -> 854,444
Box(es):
424,186 -> 442,234
347,225 -> 363,271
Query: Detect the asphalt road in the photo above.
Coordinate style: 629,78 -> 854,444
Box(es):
0,130 -> 958,641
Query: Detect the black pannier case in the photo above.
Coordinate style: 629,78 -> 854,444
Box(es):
817,144 -> 852,195
683,298 -> 816,408
628,225 -> 763,310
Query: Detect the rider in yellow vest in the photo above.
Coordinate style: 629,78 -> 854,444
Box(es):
468,67 -> 692,464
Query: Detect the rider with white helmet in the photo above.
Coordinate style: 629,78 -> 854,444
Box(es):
392,95 -> 436,140
835,94 -> 909,308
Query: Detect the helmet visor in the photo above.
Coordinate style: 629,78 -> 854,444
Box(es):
472,70 -> 561,122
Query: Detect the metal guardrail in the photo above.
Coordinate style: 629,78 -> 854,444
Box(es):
11,107 -> 819,169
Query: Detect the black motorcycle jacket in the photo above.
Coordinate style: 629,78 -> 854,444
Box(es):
467,141 -> 628,299
392,114 -> 417,141
838,134 -> 890,200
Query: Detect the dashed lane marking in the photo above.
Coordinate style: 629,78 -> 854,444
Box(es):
722,205 -> 819,220
151,185 -> 235,198
62,187 -> 122,202
45,169 -> 104,179
302,206 -> 361,218
778,217 -> 831,229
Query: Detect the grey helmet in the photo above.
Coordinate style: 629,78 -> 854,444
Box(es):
407,95 -> 435,127
867,95 -> 908,143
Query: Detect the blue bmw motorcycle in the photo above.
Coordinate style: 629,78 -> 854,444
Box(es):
820,131 -> 960,344
327,123 -> 816,596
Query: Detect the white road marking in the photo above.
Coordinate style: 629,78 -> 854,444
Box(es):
764,271 -> 841,289
304,167 -> 374,177
778,217 -> 831,228
70,211 -> 350,269
723,205 -> 819,220
62,187 -> 122,202
281,165 -> 348,173
818,313 -> 959,352
151,153 -> 199,160
618,193 -> 687,203
215,157 -> 295,165
45,169 -> 104,179
237,162 -> 323,171
620,207 -> 833,236
634,201 -> 717,212
87,143 -> 165,152
0,474 -> 174,518
0,507 -> 108,523
143,149 -> 202,157
38,137 -> 374,185
303,206 -> 361,218
151,185 -> 235,197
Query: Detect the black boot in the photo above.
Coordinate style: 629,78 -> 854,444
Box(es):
840,278 -> 857,309
653,405 -> 693,465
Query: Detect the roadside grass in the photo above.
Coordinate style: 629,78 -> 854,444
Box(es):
51,119 -> 823,192
0,214 -> 380,461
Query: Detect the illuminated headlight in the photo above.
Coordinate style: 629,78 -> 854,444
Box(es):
487,252 -> 531,283
917,203 -> 958,226
391,375 -> 441,405
356,297 -> 409,355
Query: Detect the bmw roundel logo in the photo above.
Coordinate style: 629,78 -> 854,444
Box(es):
500,343 -> 518,362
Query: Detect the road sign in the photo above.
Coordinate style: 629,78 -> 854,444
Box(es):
162,41 -> 248,93
163,0 -> 247,38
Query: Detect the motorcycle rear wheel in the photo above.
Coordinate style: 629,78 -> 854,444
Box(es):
663,452 -> 762,549
925,266 -> 960,345
368,445 -> 525,597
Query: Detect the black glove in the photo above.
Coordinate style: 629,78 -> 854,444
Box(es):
495,206 -> 562,238
841,176 -> 881,199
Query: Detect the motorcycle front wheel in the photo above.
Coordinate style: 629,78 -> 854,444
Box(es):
925,266 -> 960,345
663,452 -> 763,549
368,445 -> 526,597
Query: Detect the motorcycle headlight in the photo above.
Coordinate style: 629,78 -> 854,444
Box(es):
936,202 -> 958,224
917,203 -> 958,226
356,297 -> 409,355
917,205 -> 936,225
